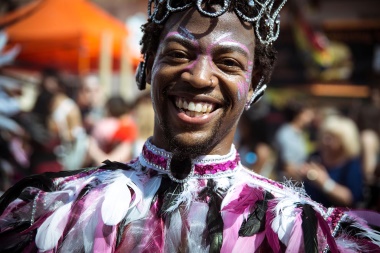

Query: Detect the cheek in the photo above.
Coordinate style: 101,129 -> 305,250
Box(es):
237,80 -> 250,101
237,61 -> 253,100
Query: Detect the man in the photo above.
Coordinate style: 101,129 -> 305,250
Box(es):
0,1 -> 379,252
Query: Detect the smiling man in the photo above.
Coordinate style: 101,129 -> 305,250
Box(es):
1,1 -> 380,252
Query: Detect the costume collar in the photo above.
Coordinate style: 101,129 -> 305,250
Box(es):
139,138 -> 241,183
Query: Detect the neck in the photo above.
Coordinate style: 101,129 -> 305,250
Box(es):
140,138 -> 241,183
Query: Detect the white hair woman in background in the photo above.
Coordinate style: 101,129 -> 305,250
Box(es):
301,114 -> 364,208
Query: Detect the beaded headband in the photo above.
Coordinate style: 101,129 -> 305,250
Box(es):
136,0 -> 287,92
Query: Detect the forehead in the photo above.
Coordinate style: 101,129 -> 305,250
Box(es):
160,9 -> 255,49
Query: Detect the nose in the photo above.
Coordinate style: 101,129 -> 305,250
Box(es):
181,56 -> 216,89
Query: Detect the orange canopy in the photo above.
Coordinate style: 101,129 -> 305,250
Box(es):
0,0 -> 140,74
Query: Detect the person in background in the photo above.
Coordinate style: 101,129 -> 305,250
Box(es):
28,69 -> 86,173
88,95 -> 138,165
131,90 -> 155,158
0,1 -> 379,252
302,115 -> 364,208
75,74 -> 103,133
274,100 -> 315,181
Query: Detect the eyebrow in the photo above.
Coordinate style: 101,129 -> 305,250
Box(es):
217,40 -> 251,58
208,33 -> 251,58
163,31 -> 199,49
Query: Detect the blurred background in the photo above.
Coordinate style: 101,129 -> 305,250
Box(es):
0,0 -> 379,211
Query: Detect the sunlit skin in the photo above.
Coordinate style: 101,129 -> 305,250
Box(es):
146,9 -> 256,158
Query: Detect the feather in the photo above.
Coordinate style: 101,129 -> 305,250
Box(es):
301,204 -> 318,253
164,210 -> 183,252
101,160 -> 133,171
124,176 -> 162,224
232,231 -> 266,253
200,179 -> 224,253
35,176 -> 95,251
265,199 -> 281,253
93,211 -> 117,252
221,212 -> 244,253
239,199 -> 267,236
82,190 -> 104,253
35,201 -> 73,251
0,173 -> 54,215
315,211 -> 339,253
160,181 -> 184,215
220,183 -> 264,252
285,208 -> 303,253
222,184 -> 263,214
188,202 -> 209,253
135,195 -> 165,253
271,198 -> 299,245
101,170 -> 142,225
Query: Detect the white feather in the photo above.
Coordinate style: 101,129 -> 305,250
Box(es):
125,176 -> 162,224
35,201 -> 73,251
165,179 -> 198,213
35,176 -> 95,251
271,198 -> 300,245
164,210 -> 183,252
101,170 -> 143,225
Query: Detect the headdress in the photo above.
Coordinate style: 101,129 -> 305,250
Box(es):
136,0 -> 287,96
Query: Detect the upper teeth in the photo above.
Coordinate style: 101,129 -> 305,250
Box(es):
175,97 -> 213,113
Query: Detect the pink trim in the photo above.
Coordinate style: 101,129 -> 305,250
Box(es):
142,146 -> 240,176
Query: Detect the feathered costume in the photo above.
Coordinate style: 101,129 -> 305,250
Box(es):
1,138 -> 379,252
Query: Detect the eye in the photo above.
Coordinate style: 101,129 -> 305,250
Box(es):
167,50 -> 188,60
217,57 -> 245,72
221,58 -> 241,67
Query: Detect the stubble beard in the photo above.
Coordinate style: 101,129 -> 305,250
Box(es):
160,112 -> 225,159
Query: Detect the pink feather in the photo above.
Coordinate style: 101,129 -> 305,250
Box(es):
232,231 -> 266,253
285,208 -> 303,253
265,200 -> 281,253
93,211 -> 117,252
315,211 -> 339,253
221,184 -> 264,252
136,197 -> 164,253
221,213 -> 244,253
222,184 -> 263,214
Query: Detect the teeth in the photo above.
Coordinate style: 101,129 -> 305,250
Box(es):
195,103 -> 202,112
188,102 -> 195,111
183,101 -> 188,110
175,97 -> 215,115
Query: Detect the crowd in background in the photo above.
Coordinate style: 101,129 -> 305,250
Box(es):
0,68 -> 379,213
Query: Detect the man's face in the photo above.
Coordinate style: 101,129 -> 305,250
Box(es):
147,9 -> 256,156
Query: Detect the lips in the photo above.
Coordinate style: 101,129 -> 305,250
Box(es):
174,97 -> 216,117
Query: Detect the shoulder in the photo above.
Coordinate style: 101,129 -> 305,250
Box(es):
221,168 -> 380,252
0,160 -> 152,252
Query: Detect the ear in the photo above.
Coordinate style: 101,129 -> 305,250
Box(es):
145,54 -> 155,85
246,69 -> 261,104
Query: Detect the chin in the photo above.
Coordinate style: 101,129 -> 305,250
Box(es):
166,131 -> 217,157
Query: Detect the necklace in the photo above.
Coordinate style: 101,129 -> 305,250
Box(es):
139,138 -> 241,183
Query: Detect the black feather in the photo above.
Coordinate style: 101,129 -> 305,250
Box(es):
159,179 -> 184,217
0,173 -> 54,215
239,191 -> 274,237
0,166 -> 97,215
100,160 -> 133,171
0,221 -> 34,253
239,200 -> 267,236
301,204 -> 318,253
199,179 -> 224,253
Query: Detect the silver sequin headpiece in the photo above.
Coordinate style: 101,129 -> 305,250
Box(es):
148,0 -> 287,46
136,0 -> 287,90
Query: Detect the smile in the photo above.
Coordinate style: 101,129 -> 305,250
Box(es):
175,97 -> 216,117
